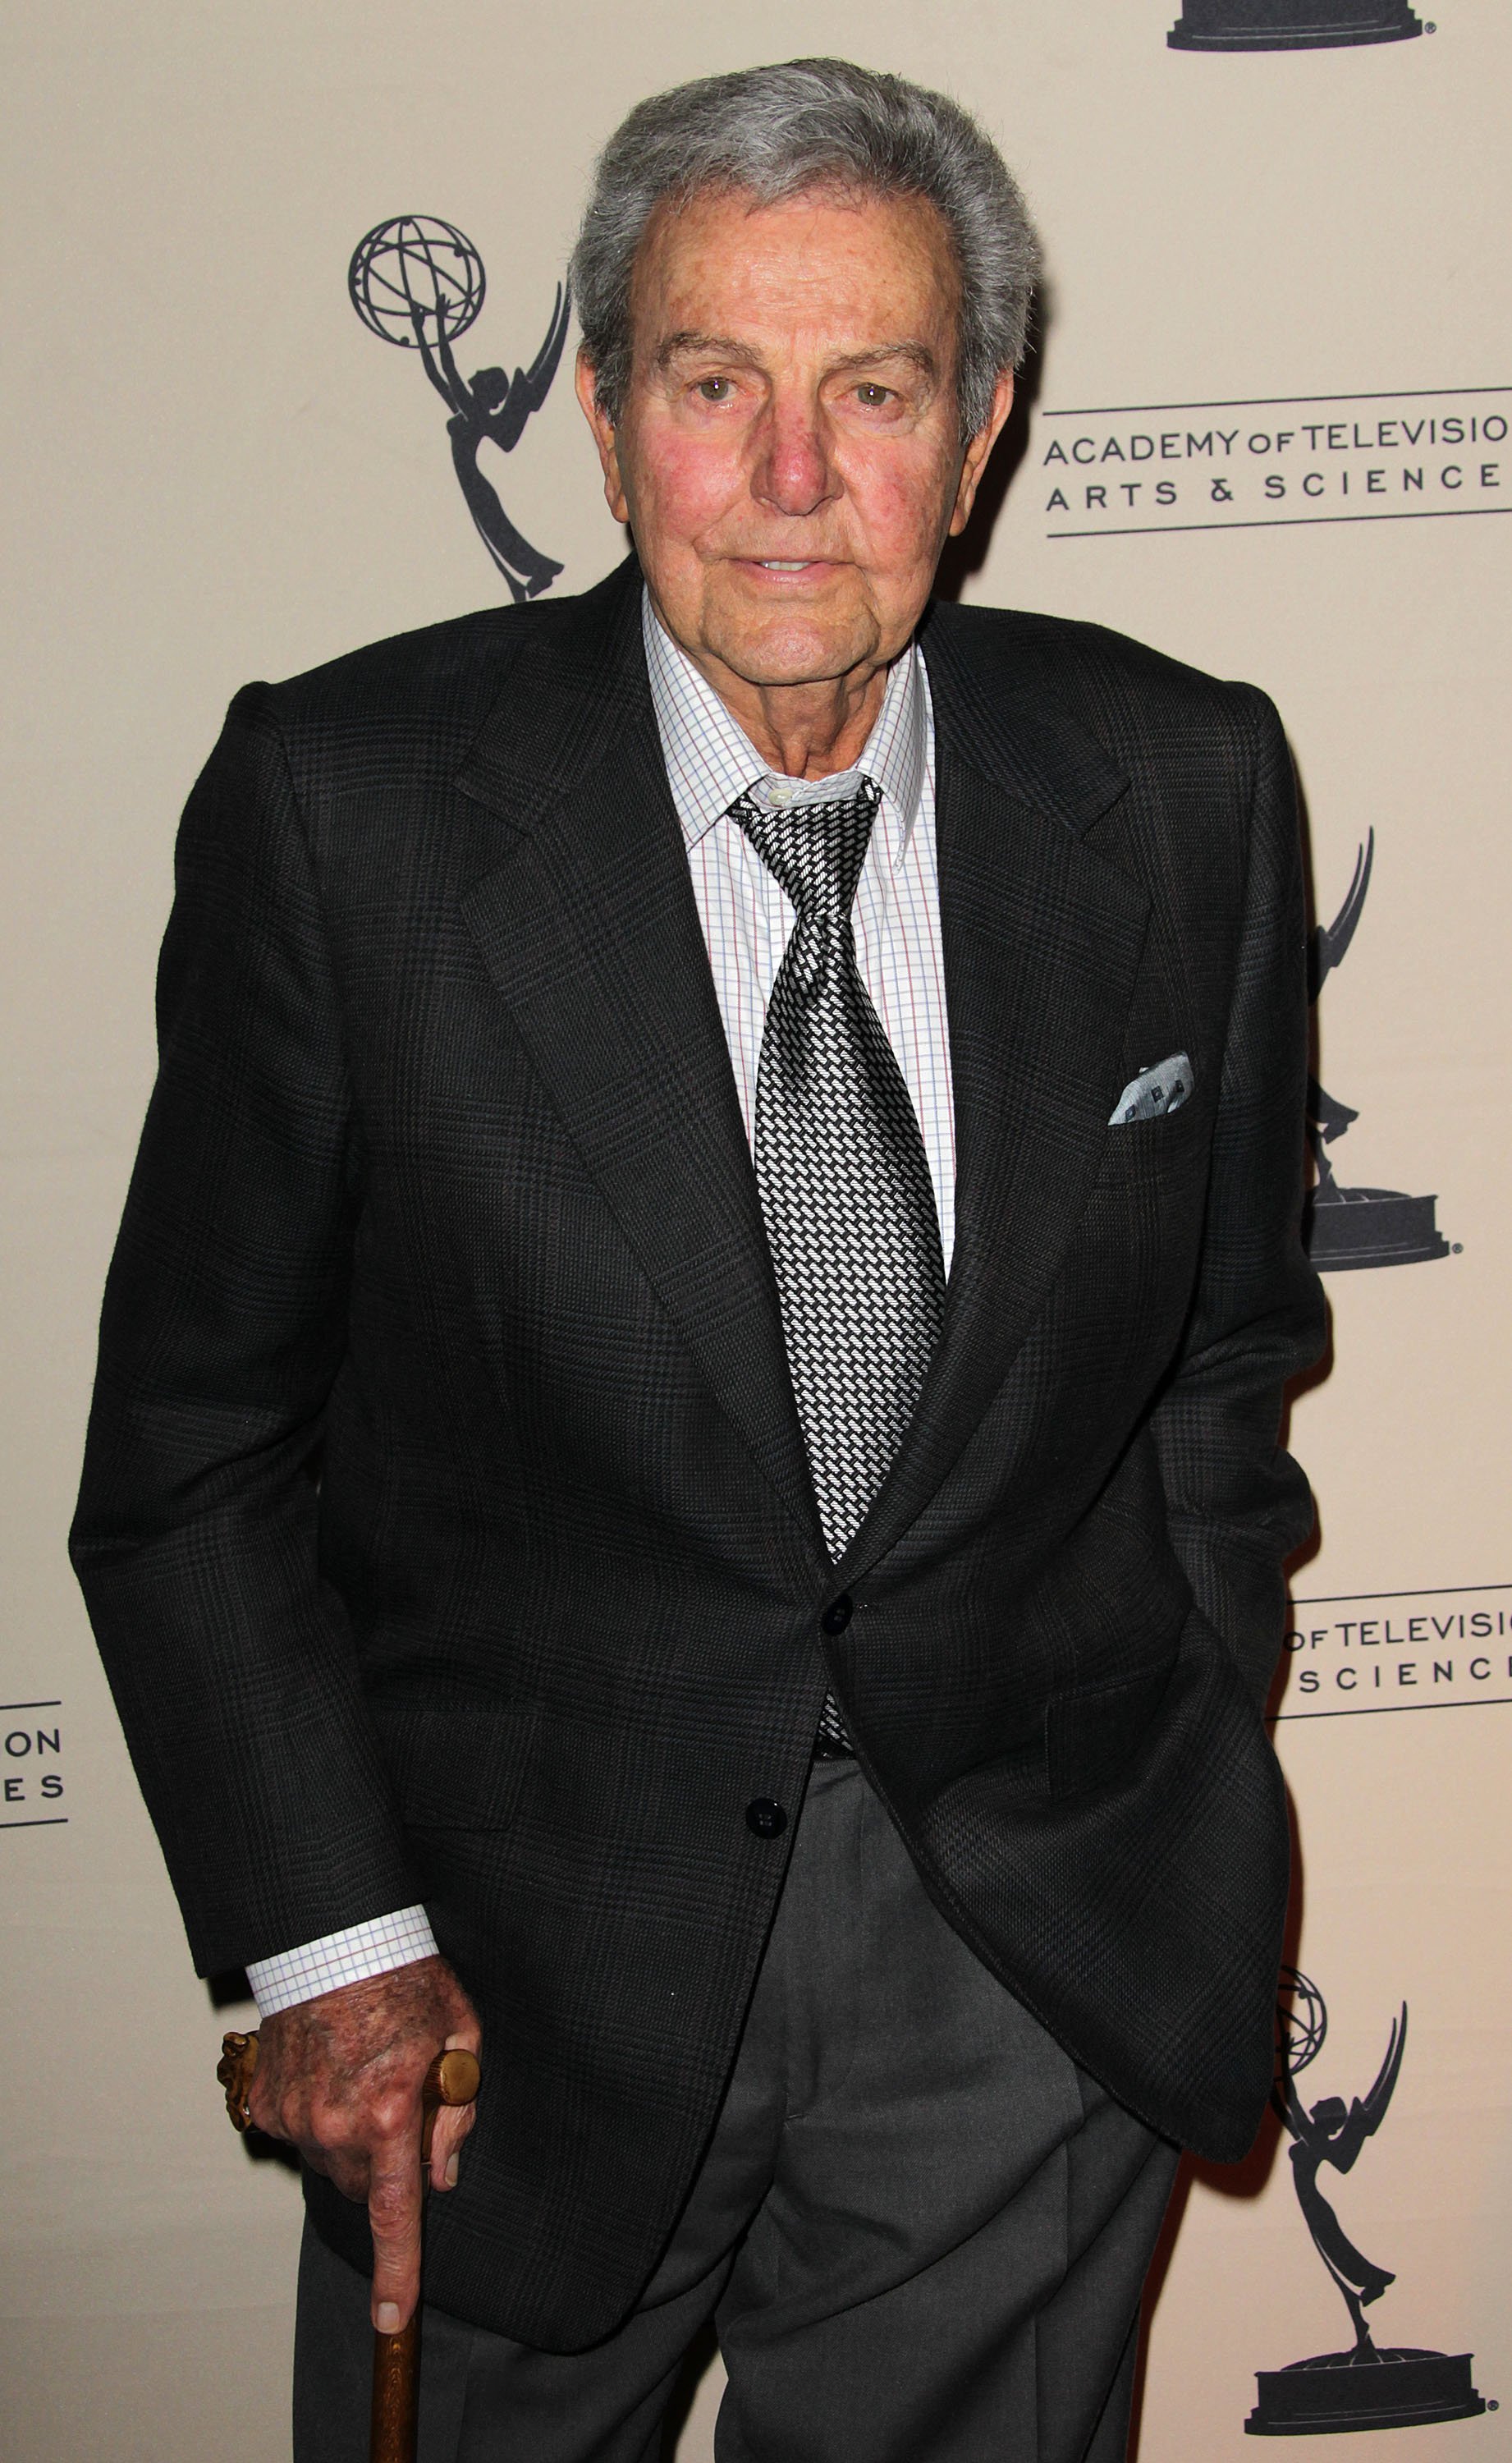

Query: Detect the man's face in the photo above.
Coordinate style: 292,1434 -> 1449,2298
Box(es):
576,185 -> 1011,699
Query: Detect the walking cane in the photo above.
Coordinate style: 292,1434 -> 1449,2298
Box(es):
218,2030 -> 481,2463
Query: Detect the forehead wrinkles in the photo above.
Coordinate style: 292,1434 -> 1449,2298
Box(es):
629,185 -> 960,370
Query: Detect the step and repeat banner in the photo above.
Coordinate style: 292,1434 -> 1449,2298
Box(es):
2,2 -> 1507,2456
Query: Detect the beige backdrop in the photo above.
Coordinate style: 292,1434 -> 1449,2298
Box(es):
3,3 -> 1509,2456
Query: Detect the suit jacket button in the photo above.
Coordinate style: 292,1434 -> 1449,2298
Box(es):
820,1594 -> 853,1635
745,1798 -> 787,1840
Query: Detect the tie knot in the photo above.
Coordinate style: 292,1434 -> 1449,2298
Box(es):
731,777 -> 882,928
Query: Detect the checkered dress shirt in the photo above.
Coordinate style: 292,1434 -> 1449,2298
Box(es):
246,594 -> 956,2016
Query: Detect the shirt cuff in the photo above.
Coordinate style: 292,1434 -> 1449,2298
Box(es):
245,1906 -> 439,2016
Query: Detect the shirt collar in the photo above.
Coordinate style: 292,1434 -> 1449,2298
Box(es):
642,591 -> 927,865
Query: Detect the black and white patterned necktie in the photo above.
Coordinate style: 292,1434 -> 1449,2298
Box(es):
731,775 -> 946,1741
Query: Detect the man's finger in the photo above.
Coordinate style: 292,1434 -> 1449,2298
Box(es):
427,2093 -> 477,2193
427,2025 -> 483,2192
368,2134 -> 425,2333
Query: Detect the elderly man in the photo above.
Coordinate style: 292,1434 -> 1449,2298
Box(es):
72,57 -> 1323,2463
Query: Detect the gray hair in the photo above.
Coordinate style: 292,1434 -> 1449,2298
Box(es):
570,58 -> 1041,443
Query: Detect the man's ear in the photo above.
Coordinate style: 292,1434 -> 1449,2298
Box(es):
575,349 -> 630,524
948,369 -> 1015,538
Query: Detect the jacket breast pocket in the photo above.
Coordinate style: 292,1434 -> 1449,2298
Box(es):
374,1701 -> 538,1832
1096,1090 -> 1210,1188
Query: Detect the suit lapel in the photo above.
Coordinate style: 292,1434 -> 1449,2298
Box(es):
455,563 -> 823,1552
455,569 -> 1149,1580
834,610 -> 1151,1580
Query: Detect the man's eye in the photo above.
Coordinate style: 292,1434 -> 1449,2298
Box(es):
696,376 -> 733,401
855,383 -> 896,407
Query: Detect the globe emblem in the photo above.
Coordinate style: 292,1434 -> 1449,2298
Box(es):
1276,1965 -> 1327,2075
348,214 -> 486,349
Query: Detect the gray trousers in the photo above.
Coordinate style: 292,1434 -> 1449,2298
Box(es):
294,1757 -> 1179,2463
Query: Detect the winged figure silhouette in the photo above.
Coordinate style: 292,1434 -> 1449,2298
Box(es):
415,282 -> 572,603
1276,2002 -> 1408,2355
1308,828 -> 1375,1181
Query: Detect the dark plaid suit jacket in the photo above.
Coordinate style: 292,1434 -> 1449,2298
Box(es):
71,554 -> 1324,2347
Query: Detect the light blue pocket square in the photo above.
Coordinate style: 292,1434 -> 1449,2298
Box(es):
1109,1053 -> 1194,1126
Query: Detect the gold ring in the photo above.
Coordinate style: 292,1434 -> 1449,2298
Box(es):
217,2030 -> 260,2133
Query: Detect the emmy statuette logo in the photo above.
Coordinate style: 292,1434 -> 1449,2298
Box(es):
1248,1973 -> 1488,2434
1170,0 -> 1426,48
349,214 -> 569,603
1304,832 -> 1455,1270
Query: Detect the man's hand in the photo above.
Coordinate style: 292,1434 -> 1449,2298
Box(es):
248,1954 -> 481,2332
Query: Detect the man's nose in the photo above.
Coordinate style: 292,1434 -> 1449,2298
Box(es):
750,401 -> 840,520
